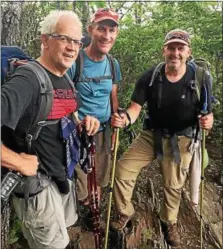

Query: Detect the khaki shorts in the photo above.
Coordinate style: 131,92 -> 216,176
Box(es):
75,130 -> 111,200
13,180 -> 78,249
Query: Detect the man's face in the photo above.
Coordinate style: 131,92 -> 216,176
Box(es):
163,42 -> 191,71
89,20 -> 118,55
42,15 -> 82,74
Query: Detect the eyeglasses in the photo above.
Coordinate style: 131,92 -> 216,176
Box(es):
48,34 -> 83,48
165,32 -> 190,43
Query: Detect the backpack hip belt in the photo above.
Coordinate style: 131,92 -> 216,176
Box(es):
13,172 -> 51,198
152,126 -> 198,164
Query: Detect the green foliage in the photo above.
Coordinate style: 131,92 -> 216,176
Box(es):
9,215 -> 22,245
139,228 -> 154,249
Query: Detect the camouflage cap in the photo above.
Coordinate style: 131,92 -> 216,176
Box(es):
164,29 -> 191,46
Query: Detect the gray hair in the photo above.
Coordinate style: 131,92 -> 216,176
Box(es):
40,10 -> 82,34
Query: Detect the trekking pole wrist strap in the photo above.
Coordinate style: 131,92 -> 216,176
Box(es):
117,107 -> 131,130
124,111 -> 131,130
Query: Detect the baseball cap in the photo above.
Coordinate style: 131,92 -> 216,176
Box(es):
164,29 -> 191,46
90,8 -> 119,25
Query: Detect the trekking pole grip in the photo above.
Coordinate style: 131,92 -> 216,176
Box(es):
111,107 -> 123,151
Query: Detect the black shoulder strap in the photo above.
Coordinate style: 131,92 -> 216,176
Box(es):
64,73 -> 77,94
149,62 -> 165,87
106,54 -> 117,114
73,49 -> 84,86
20,62 -> 54,147
106,53 -> 116,84
148,62 -> 165,109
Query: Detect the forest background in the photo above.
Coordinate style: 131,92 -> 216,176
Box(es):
1,0 -> 222,247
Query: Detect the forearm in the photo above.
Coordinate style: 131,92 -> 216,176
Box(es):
125,101 -> 142,125
112,95 -> 119,113
111,84 -> 119,113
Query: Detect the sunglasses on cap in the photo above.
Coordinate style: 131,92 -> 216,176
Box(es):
165,31 -> 190,44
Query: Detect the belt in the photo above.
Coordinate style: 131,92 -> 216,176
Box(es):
14,189 -> 43,199
98,120 -> 110,132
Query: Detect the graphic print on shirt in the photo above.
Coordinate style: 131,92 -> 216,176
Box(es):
47,79 -> 78,120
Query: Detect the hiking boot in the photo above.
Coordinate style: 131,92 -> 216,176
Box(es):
161,221 -> 180,247
111,213 -> 134,231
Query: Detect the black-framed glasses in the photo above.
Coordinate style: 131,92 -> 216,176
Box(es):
48,34 -> 83,48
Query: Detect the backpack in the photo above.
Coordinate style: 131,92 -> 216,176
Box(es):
1,45 -> 33,84
1,45 -> 54,149
149,58 -> 213,113
188,57 -> 212,103
188,58 -> 218,106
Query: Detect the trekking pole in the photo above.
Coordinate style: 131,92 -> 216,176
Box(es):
104,127 -> 120,249
104,128 -> 119,249
87,136 -> 102,249
199,81 -> 209,249
200,128 -> 206,249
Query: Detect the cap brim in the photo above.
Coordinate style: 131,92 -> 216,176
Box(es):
94,17 -> 118,24
164,38 -> 189,46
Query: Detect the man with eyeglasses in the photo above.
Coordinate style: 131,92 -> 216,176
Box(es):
68,8 -> 122,209
1,10 -> 100,249
110,29 -> 214,247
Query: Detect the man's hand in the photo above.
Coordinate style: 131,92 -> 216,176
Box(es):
1,144 -> 38,176
83,115 -> 100,135
19,153 -> 38,176
111,112 -> 127,128
199,112 -> 214,130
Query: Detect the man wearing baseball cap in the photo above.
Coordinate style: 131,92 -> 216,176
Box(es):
68,8 -> 122,218
164,28 -> 191,46
111,28 -> 213,247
